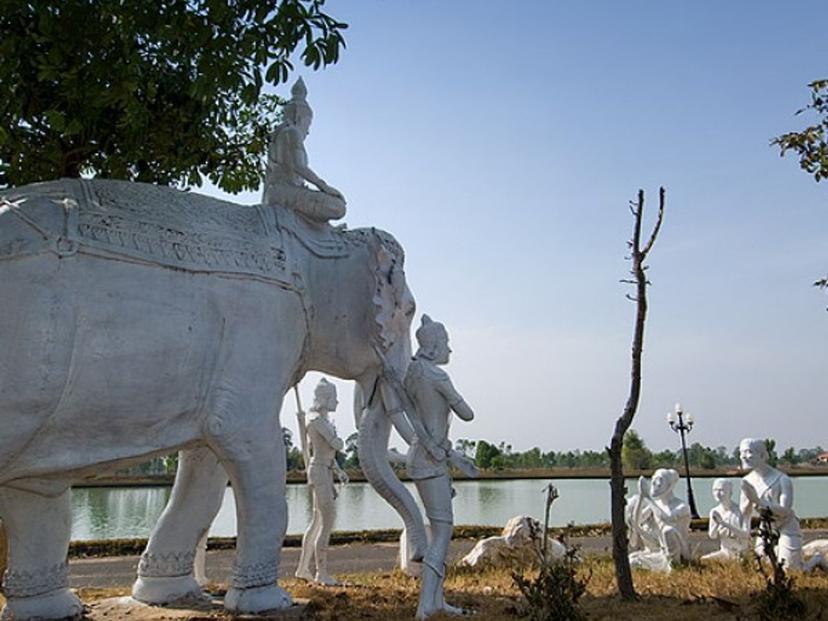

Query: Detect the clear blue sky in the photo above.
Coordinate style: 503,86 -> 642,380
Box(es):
205,1 -> 827,455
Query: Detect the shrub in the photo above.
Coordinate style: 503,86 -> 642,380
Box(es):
753,506 -> 807,620
512,485 -> 590,621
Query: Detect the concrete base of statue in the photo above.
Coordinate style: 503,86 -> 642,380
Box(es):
86,595 -> 306,620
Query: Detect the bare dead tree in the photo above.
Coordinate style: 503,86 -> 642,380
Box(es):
607,188 -> 665,599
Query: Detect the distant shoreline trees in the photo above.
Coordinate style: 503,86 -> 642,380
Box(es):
118,436 -> 826,476
447,436 -> 825,473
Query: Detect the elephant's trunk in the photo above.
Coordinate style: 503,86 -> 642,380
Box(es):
357,382 -> 427,562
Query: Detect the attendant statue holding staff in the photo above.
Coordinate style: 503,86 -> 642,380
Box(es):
295,378 -> 348,585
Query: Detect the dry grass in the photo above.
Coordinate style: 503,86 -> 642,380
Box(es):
2,559 -> 828,619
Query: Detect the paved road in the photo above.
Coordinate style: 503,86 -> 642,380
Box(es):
70,541 -> 476,589
69,530 -> 828,589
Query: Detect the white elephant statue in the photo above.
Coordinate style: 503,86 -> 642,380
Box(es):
0,178 -> 427,619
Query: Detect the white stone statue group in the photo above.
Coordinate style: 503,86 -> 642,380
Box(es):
0,77 -> 476,621
626,437 -> 827,573
294,313 -> 478,619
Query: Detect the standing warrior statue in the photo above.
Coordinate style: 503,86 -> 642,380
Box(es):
404,315 -> 478,619
295,378 -> 348,585
262,78 -> 346,223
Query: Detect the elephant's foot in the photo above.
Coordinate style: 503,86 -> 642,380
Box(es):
441,601 -> 474,616
224,584 -> 293,614
1,588 -> 83,621
314,571 -> 339,586
131,575 -> 205,605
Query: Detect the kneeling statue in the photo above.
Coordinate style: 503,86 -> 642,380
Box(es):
626,468 -> 691,572
701,478 -> 750,562
739,437 -> 827,572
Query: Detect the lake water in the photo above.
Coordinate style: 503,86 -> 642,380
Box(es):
70,476 -> 828,541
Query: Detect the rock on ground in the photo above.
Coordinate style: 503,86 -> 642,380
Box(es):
86,596 -> 306,620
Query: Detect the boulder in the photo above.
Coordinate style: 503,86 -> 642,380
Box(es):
459,516 -> 566,569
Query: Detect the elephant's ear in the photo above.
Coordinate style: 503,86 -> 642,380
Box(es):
369,230 -> 414,354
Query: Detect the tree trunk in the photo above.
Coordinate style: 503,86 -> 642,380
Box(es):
63,151 -> 82,178
607,188 -> 664,600
609,435 -> 635,598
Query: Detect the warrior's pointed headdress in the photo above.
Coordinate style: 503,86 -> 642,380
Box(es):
310,377 -> 337,412
415,314 -> 447,360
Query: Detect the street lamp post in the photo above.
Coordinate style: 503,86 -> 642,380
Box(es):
667,403 -> 700,519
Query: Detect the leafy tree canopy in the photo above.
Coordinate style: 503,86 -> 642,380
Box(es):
0,0 -> 347,192
772,79 -> 828,294
772,79 -> 828,183
621,429 -> 652,471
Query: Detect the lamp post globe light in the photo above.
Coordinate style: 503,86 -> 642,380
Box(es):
667,403 -> 700,519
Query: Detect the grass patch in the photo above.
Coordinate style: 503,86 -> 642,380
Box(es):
3,558 -> 827,619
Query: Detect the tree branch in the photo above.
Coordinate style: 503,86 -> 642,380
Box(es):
641,187 -> 665,257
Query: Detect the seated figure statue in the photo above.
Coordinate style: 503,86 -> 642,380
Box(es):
295,378 -> 348,585
739,437 -> 827,572
626,468 -> 691,572
262,78 -> 346,223
701,478 -> 750,562
404,315 -> 477,620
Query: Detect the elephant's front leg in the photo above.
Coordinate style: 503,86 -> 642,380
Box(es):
206,391 -> 291,614
132,446 -> 228,604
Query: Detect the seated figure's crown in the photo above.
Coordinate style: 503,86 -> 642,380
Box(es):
291,77 -> 308,102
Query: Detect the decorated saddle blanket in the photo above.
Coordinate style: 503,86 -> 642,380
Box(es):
2,178 -> 293,285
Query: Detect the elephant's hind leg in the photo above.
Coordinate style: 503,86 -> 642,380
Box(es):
132,446 -> 228,605
0,484 -> 82,621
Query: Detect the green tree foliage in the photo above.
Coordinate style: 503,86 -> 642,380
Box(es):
455,438 -> 477,459
474,440 -> 503,470
162,453 -> 179,475
0,0 -> 347,191
282,427 -> 303,471
621,429 -> 652,471
781,447 -> 800,466
796,446 -> 824,463
687,442 -> 718,470
651,449 -> 678,467
343,432 -> 360,470
772,79 -> 828,183
765,438 -> 779,468
772,78 -> 828,294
